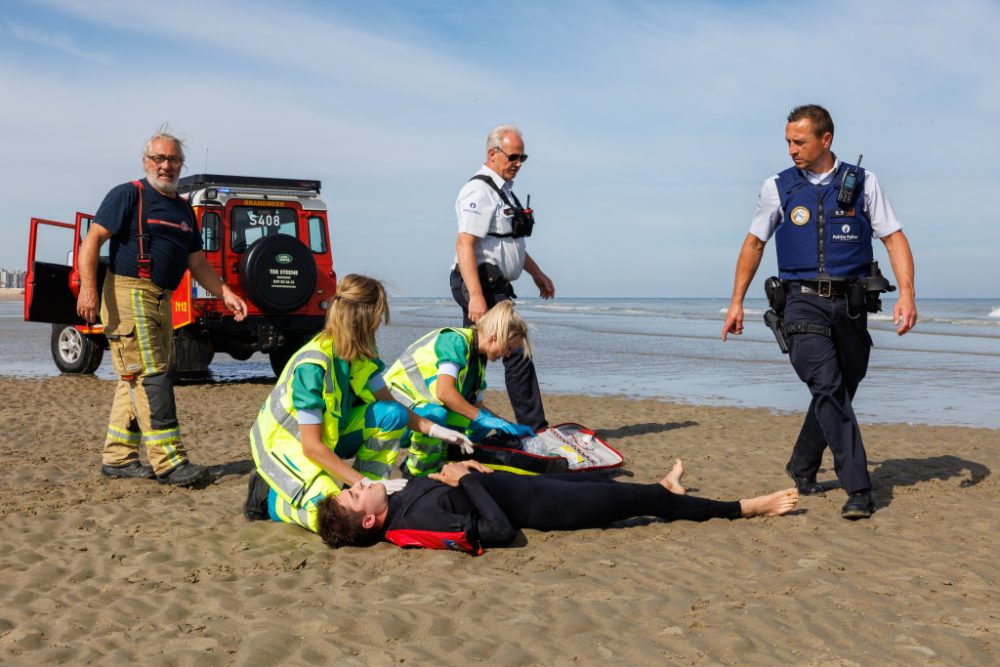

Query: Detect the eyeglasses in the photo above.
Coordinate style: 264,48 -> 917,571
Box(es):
145,154 -> 184,166
493,146 -> 528,163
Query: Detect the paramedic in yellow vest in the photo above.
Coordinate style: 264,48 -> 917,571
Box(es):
244,274 -> 473,533
384,301 -> 535,477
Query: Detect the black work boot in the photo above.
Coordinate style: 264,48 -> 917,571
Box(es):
785,463 -> 824,496
156,462 -> 208,487
243,471 -> 271,521
101,461 -> 155,480
841,490 -> 875,519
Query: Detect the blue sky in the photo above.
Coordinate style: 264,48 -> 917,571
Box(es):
2,0 -> 998,298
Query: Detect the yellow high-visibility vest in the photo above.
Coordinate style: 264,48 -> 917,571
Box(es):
249,336 -> 381,516
384,328 -> 484,408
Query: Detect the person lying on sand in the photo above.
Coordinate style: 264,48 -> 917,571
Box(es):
308,459 -> 799,554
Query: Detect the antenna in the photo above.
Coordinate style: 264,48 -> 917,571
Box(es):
204,148 -> 209,173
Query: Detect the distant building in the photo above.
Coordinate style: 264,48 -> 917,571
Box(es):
0,268 -> 27,288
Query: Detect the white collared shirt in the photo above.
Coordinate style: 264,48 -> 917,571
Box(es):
749,158 -> 903,241
452,164 -> 527,281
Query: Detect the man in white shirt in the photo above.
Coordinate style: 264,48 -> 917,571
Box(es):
449,125 -> 555,431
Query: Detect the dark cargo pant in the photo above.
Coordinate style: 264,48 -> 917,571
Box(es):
784,289 -> 873,494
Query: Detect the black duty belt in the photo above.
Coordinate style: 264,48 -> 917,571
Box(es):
785,321 -> 832,337
791,280 -> 849,297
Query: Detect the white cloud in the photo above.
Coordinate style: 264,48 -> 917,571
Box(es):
3,0 -> 999,296
3,18 -> 109,63
32,0 -> 488,100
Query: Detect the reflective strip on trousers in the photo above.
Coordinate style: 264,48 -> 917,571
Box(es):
106,424 -> 141,444
142,426 -> 184,469
405,405 -> 471,476
129,287 -> 157,374
270,493 -> 314,530
406,435 -> 446,475
354,437 -> 402,479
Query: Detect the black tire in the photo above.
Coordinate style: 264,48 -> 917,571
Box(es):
268,335 -> 306,377
239,235 -> 317,313
171,329 -> 215,380
227,348 -> 255,361
51,324 -> 104,374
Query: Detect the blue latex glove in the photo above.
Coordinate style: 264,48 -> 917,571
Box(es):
472,410 -> 535,438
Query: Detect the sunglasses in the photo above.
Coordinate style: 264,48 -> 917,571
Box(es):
494,147 -> 528,163
145,154 -> 184,166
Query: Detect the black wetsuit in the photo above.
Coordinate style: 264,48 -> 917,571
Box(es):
383,472 -> 742,551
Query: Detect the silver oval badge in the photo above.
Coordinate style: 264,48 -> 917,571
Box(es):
276,253 -> 293,264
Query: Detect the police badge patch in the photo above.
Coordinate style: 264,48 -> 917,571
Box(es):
790,206 -> 810,226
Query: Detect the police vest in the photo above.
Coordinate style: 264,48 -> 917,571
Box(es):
383,328 -> 484,408
774,163 -> 873,280
249,336 -> 381,512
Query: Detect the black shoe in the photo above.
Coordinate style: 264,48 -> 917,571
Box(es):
156,462 -> 208,487
243,471 -> 271,521
785,464 -> 824,496
101,461 -> 155,479
841,491 -> 875,519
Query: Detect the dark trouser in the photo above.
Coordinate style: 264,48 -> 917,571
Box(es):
784,289 -> 872,494
476,472 -> 742,536
450,268 -> 547,430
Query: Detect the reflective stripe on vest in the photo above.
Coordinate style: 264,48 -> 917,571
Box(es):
249,347 -> 332,506
249,338 -> 382,508
384,328 -> 480,407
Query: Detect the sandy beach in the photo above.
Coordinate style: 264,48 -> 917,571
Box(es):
0,375 -> 997,666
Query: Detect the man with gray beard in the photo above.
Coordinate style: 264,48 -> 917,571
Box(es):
76,128 -> 247,486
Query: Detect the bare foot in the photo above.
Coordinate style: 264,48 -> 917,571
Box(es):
659,459 -> 686,495
739,488 -> 799,517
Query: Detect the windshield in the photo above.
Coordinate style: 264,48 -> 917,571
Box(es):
231,205 -> 298,251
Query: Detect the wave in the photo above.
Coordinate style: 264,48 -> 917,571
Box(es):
990,307 -> 1000,318
531,302 -> 680,317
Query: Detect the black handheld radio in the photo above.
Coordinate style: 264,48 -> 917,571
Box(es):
510,193 -> 534,238
836,154 -> 863,207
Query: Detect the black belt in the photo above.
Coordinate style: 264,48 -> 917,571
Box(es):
790,280 -> 849,297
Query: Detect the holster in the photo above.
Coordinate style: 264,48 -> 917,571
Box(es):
764,309 -> 789,354
847,280 -> 868,313
459,264 -> 515,301
763,276 -> 789,353
764,276 -> 785,314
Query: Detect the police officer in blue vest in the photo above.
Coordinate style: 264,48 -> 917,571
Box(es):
721,104 -> 917,519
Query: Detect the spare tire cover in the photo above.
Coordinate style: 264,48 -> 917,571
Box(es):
239,234 -> 317,313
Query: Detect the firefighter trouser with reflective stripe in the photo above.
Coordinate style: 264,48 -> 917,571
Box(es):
403,402 -> 492,477
266,400 -> 408,531
100,273 -> 187,476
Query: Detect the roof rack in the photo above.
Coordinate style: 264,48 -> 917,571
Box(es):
177,174 -> 321,194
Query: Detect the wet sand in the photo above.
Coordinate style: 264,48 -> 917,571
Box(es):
0,376 -> 996,665
0,288 -> 24,301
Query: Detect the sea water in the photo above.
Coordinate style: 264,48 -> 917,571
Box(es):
2,297 -> 998,429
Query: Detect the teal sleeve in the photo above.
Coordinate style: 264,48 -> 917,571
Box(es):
291,363 -> 327,412
432,330 -> 470,371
